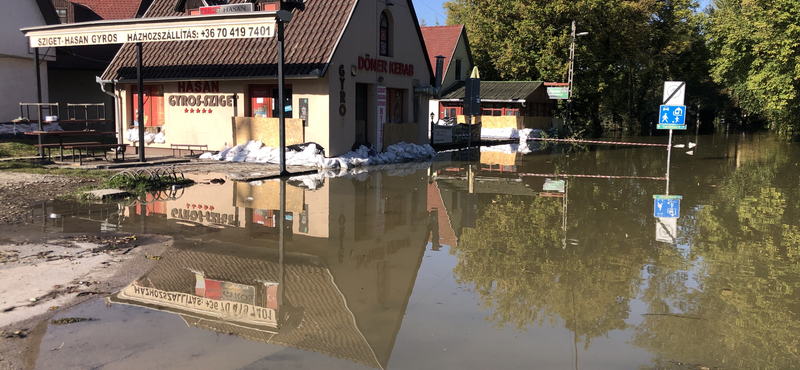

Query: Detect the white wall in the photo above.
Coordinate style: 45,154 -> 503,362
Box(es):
0,0 -> 55,122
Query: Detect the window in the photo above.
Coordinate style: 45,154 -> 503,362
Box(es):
481,103 -> 502,117
380,12 -> 390,57
56,8 -> 67,23
455,59 -> 462,81
440,103 -> 461,118
249,84 -> 292,118
132,85 -> 164,127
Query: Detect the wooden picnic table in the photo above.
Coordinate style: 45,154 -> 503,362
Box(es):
24,130 -> 118,159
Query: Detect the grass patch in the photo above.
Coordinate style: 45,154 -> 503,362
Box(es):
103,175 -> 194,195
0,142 -> 38,158
0,161 -> 112,179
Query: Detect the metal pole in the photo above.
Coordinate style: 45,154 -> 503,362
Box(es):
666,129 -> 672,195
277,178 -> 286,313
277,20 -> 288,176
136,42 -> 145,162
566,20 -> 576,132
34,48 -> 44,157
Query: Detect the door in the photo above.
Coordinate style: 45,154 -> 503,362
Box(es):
250,85 -> 272,117
355,83 -> 369,144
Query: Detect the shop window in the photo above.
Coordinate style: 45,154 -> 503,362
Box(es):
388,88 -> 405,123
132,85 -> 164,127
455,59 -> 462,81
481,103 -> 502,117
249,84 -> 292,118
380,11 -> 392,57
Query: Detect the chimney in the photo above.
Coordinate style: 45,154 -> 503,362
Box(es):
434,55 -> 445,91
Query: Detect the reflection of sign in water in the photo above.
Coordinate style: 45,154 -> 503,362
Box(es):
655,217 -> 678,243
299,204 -> 309,233
196,275 -> 256,305
653,195 -> 681,218
543,179 -> 565,192
121,283 -> 277,326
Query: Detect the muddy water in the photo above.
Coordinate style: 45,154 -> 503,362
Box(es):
25,133 -> 800,369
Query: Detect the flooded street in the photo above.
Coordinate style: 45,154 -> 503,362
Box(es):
8,133 -> 800,369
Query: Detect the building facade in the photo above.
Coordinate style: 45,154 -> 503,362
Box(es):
0,0 -> 58,122
101,0 -> 433,156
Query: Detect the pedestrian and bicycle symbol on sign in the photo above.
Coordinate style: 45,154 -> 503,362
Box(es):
657,105 -> 686,130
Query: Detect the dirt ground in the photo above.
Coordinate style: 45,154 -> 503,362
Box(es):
0,171 -> 163,370
0,172 -> 104,226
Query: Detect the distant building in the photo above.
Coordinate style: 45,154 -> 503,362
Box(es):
421,25 -> 559,131
0,0 -> 58,122
48,0 -> 148,129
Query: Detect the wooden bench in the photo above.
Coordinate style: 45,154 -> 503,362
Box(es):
171,143 -> 208,157
64,143 -> 129,165
33,142 -> 100,160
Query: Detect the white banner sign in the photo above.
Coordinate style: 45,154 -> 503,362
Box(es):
376,86 -> 387,151
29,19 -> 275,48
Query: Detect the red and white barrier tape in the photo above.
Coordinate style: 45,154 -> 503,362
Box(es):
519,173 -> 667,180
528,137 -> 668,147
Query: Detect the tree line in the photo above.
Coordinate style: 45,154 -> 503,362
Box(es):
444,0 -> 800,138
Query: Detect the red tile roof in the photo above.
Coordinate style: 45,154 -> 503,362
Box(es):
71,0 -> 142,20
420,25 -> 462,79
102,0 -> 357,81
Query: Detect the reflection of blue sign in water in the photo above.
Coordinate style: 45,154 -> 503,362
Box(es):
653,198 -> 680,218
659,105 -> 686,124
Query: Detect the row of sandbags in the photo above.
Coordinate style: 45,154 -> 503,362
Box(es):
0,122 -> 63,135
124,128 -> 166,144
480,127 -> 542,142
199,140 -> 437,169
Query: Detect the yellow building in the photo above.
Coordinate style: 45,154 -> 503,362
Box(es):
101,0 -> 434,156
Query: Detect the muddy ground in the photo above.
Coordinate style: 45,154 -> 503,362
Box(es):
0,171 -> 168,370
0,172 -> 103,226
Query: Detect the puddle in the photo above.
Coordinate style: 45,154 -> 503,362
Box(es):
14,133 -> 800,369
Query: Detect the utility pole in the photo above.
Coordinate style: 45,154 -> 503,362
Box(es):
566,20 -> 588,133
566,20 -> 576,132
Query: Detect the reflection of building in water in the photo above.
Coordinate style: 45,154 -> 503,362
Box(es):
110,249 -> 382,368
104,171 -> 431,369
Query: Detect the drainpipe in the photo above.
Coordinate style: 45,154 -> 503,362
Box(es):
96,76 -> 122,144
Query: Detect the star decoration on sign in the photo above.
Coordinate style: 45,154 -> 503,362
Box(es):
202,108 -> 207,113
208,109 -> 213,113
184,108 -> 189,113
190,108 -> 194,113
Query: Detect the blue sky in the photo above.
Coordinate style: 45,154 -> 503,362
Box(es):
410,0 -> 713,27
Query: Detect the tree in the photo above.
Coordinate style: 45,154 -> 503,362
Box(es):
705,0 -> 800,137
444,0 -> 726,134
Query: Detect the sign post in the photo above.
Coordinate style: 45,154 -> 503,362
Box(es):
657,81 -> 686,185
464,67 -> 480,150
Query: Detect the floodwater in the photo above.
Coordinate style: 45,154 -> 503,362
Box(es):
20,133 -> 800,369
